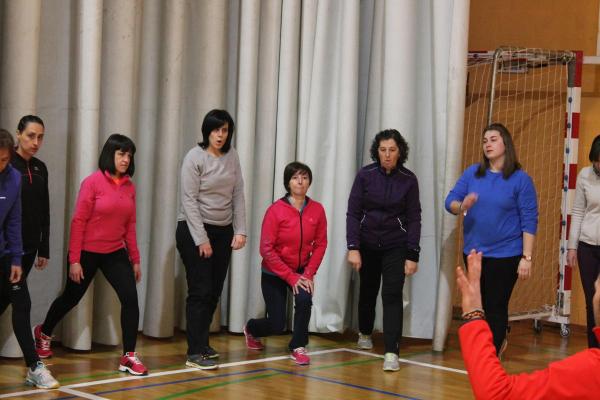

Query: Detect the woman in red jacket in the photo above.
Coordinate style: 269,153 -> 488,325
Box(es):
243,162 -> 327,365
35,134 -> 147,376
458,250 -> 600,399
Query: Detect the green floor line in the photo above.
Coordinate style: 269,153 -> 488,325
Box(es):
156,371 -> 281,400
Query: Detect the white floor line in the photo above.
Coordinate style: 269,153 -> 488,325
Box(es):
343,348 -> 468,375
0,347 -> 467,398
59,387 -> 109,400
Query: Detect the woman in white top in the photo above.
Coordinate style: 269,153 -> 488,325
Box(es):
567,135 -> 600,348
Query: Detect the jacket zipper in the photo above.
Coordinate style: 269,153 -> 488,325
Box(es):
298,208 -> 303,269
27,163 -> 32,184
397,217 -> 407,232
360,213 -> 366,227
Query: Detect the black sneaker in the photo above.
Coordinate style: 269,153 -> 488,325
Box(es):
203,345 -> 219,359
186,354 -> 218,370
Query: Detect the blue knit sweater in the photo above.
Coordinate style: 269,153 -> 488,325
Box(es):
445,164 -> 538,257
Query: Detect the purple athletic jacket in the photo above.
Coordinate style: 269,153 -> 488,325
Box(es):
0,164 -> 23,266
346,163 -> 421,261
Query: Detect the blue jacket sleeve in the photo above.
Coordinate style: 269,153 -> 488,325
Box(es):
445,166 -> 473,213
346,172 -> 363,250
517,173 -> 538,235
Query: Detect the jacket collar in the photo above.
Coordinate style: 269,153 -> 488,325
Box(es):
102,169 -> 131,185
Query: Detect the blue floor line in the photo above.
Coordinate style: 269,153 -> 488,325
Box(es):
53,368 -> 269,400
269,368 -> 422,400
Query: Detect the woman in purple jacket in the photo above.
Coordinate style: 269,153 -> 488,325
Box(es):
346,129 -> 421,372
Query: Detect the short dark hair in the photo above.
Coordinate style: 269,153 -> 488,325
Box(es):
98,134 -> 136,177
199,109 -> 235,153
283,161 -> 312,194
0,129 -> 15,152
369,129 -> 409,166
476,123 -> 521,179
589,135 -> 600,162
17,115 -> 44,132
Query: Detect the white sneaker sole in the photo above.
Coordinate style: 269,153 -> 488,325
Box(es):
25,378 -> 60,389
185,360 -> 219,370
118,365 -> 148,376
357,343 -> 373,350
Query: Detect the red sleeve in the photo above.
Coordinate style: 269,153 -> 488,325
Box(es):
68,177 -> 95,264
303,205 -> 327,280
594,327 -> 600,343
259,206 -> 300,286
459,320 -> 600,399
125,187 -> 140,264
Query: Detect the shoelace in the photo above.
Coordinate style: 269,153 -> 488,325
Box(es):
36,336 -> 51,350
126,352 -> 143,365
294,347 -> 307,355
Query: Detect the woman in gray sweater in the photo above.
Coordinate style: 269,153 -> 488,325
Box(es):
567,134 -> 600,348
176,109 -> 247,369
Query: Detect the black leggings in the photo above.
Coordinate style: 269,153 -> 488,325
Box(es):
0,252 -> 39,367
464,253 -> 520,354
576,242 -> 600,348
246,271 -> 313,350
176,221 -> 233,356
42,248 -> 139,353
358,247 -> 407,355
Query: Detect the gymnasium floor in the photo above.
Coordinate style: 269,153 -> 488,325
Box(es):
0,320 -> 586,399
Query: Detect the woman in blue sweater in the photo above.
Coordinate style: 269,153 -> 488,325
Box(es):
445,123 -> 538,356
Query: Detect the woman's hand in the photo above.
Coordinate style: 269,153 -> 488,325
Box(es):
404,260 -> 418,276
517,258 -> 531,280
35,257 -> 49,270
456,250 -> 483,313
293,276 -> 314,295
461,192 -> 478,213
348,250 -> 362,271
231,234 -> 246,250
9,265 -> 22,283
198,241 -> 213,258
69,263 -> 84,283
133,263 -> 142,283
566,249 -> 577,267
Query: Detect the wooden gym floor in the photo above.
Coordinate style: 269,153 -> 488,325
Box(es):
0,320 -> 588,399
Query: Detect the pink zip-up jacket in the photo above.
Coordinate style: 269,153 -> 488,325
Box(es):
68,170 -> 140,264
260,197 -> 327,286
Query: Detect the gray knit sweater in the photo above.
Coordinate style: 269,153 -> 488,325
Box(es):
178,145 -> 246,245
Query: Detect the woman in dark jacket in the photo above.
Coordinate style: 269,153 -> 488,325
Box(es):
346,129 -> 421,372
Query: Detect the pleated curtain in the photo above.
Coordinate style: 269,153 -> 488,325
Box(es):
0,0 -> 468,356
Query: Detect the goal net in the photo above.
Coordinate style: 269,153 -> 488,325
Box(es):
454,47 -> 580,329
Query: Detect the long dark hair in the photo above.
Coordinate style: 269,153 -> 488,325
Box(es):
476,123 -> 521,179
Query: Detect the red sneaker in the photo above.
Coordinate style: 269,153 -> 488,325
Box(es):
118,352 -> 148,376
34,325 -> 53,359
243,325 -> 264,350
290,347 -> 310,365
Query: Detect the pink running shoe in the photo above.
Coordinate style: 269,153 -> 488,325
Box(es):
34,325 -> 53,359
243,325 -> 264,350
118,352 -> 148,376
290,347 -> 310,365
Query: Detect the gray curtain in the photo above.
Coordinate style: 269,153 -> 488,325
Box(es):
0,0 -> 468,356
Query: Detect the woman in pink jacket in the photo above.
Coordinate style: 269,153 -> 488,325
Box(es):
243,162 -> 327,365
35,134 -> 146,376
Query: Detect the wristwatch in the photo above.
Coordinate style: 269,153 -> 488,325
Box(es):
521,255 -> 532,262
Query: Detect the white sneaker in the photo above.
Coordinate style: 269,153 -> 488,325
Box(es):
25,361 -> 59,389
382,352 -> 400,372
357,333 -> 373,350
